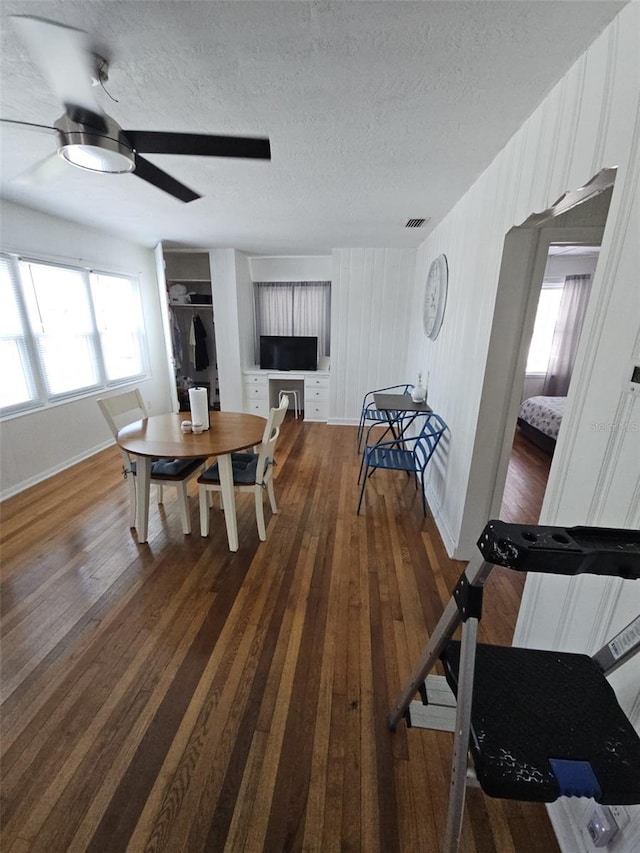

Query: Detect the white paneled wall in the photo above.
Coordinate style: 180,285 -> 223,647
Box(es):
404,6 -> 639,851
235,251 -> 255,369
210,249 -> 244,413
329,248 -> 416,424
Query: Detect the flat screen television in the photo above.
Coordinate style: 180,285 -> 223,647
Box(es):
259,335 -> 318,371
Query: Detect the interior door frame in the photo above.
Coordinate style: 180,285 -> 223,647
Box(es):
488,225 -> 605,524
456,174 -> 615,560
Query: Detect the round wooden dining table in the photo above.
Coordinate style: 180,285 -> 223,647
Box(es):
117,411 -> 266,550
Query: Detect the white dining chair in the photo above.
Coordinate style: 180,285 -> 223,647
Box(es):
198,394 -> 289,541
98,388 -> 206,534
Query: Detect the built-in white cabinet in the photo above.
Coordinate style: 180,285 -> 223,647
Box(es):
303,374 -> 329,422
242,373 -> 270,418
242,369 -> 329,422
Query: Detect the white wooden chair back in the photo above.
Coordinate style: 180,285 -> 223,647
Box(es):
98,389 -> 147,436
198,394 -> 289,543
97,389 -> 148,471
260,393 -> 288,442
98,389 -> 204,535
255,394 -> 288,485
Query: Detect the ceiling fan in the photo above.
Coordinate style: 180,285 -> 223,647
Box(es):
3,15 -> 271,202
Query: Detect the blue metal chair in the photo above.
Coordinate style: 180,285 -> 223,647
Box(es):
356,383 -> 413,452
357,412 -> 447,515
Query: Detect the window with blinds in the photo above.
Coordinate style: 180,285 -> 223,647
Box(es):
0,253 -> 148,416
90,271 -> 146,382
0,255 -> 38,412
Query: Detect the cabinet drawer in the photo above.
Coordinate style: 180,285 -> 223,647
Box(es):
305,376 -> 329,389
244,374 -> 268,386
244,400 -> 269,418
304,401 -> 328,422
304,386 -> 328,403
243,384 -> 268,401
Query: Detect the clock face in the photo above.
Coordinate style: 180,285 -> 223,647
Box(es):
423,254 -> 448,340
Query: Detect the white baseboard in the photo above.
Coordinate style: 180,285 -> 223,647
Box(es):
327,417 -> 360,426
425,482 -> 457,558
0,439 -> 113,502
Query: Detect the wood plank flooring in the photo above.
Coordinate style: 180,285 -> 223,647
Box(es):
1,417 -> 559,853
500,428 -> 552,525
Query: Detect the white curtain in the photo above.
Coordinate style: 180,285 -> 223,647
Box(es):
254,283 -> 293,336
292,283 -> 331,356
543,274 -> 592,397
254,281 -> 331,360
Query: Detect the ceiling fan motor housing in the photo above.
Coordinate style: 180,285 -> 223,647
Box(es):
54,112 -> 135,173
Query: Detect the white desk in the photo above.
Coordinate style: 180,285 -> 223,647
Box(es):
243,367 -> 330,421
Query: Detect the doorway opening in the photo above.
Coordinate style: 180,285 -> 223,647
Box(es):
500,242 -> 602,524
459,170 -> 617,562
455,170 -> 616,643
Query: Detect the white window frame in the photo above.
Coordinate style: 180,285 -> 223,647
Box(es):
0,253 -> 42,415
0,251 -> 149,418
89,269 -> 149,386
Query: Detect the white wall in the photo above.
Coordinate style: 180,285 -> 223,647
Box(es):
521,374 -> 545,401
405,6 -> 639,557
329,248 -> 417,425
235,250 -> 255,368
249,254 -> 331,281
404,6 -> 639,850
209,248 -> 244,412
0,201 -> 170,499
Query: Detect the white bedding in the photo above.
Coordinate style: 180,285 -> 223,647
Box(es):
518,395 -> 566,441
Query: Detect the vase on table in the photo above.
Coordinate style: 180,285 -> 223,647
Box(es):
411,372 -> 427,403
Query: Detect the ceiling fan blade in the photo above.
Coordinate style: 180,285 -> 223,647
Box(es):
11,16 -> 105,128
14,153 -> 67,186
0,118 -> 57,134
133,154 -> 200,203
124,131 -> 271,160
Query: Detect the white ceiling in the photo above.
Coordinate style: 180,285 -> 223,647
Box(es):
0,1 -> 627,254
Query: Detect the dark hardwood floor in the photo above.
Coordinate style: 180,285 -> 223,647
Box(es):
1,417 -> 559,852
500,428 -> 552,525
489,427 -> 555,647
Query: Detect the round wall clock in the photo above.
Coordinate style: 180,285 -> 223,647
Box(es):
423,253 -> 448,340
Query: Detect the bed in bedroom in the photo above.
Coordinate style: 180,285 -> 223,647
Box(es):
517,395 -> 566,454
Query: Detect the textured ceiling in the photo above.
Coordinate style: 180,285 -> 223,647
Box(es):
0,1 -> 627,254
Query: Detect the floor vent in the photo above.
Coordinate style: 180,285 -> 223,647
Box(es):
405,218 -> 428,228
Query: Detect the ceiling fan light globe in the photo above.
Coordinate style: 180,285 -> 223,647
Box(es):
59,142 -> 134,173
54,112 -> 135,174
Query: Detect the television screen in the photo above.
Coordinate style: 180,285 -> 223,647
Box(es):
259,336 -> 318,371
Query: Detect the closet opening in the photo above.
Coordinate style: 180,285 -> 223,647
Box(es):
163,249 -> 220,413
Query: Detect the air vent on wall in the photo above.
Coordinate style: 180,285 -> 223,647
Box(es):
405,218 -> 429,228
